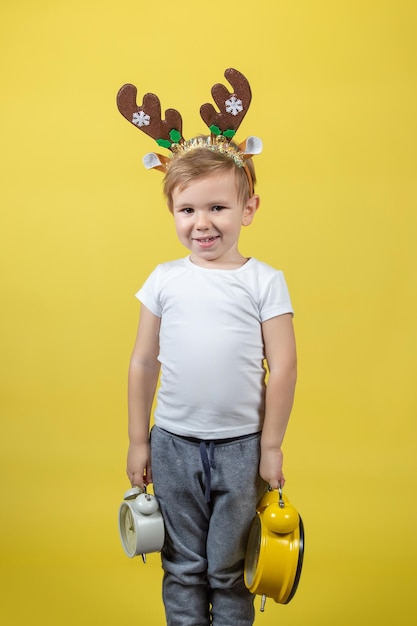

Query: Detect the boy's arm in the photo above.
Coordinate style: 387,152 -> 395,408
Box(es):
260,313 -> 297,489
127,304 -> 161,487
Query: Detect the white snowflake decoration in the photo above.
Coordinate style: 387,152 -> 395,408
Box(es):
132,111 -> 150,127
225,96 -> 243,116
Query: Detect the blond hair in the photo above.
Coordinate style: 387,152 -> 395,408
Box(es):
163,142 -> 256,211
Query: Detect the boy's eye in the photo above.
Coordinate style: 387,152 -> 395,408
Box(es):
180,207 -> 194,214
211,205 -> 225,212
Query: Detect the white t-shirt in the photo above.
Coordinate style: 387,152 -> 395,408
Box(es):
136,256 -> 293,439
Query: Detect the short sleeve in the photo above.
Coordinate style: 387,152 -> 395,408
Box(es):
258,270 -> 293,322
135,266 -> 163,318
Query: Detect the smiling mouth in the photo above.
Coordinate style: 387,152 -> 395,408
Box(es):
195,236 -> 219,243
193,235 -> 220,249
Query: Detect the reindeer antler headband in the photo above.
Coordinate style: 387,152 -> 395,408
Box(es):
116,68 -> 262,196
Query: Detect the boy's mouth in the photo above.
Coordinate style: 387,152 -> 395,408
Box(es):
194,236 -> 220,248
196,236 -> 218,243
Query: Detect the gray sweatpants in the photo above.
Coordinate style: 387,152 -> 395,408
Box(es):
150,426 -> 267,626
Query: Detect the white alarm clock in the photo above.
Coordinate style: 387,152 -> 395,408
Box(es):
118,486 -> 165,559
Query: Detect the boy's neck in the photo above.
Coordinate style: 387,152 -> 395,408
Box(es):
189,254 -> 250,270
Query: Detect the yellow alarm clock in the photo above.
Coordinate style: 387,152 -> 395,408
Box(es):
244,487 -> 304,611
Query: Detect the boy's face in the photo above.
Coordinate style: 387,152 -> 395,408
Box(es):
171,170 -> 259,269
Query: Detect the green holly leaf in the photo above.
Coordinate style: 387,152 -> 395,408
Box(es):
156,138 -> 171,149
169,129 -> 181,143
223,129 -> 236,138
209,125 -> 221,136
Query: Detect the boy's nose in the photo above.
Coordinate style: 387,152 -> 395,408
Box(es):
195,212 -> 210,230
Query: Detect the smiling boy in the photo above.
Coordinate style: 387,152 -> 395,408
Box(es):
120,69 -> 297,625
127,147 -> 296,626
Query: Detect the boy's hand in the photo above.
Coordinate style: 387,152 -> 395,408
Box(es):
127,441 -> 152,487
259,447 -> 285,489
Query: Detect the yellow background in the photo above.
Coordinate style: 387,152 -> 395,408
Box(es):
1,1 -> 416,624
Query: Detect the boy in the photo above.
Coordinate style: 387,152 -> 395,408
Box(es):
120,70 -> 297,625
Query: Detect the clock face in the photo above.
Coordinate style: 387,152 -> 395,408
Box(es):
244,516 -> 261,586
120,504 -> 137,556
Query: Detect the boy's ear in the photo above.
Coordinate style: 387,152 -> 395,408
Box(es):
242,195 -> 260,226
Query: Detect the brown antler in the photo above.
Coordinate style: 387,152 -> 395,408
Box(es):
116,84 -> 183,149
200,68 -> 252,137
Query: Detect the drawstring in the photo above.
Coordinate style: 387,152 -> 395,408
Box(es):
199,441 -> 216,503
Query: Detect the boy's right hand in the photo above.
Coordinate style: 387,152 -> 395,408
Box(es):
126,442 -> 152,487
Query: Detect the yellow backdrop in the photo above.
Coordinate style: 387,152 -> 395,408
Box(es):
1,1 -> 416,624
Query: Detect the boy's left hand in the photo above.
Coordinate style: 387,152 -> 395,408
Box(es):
259,447 -> 285,489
